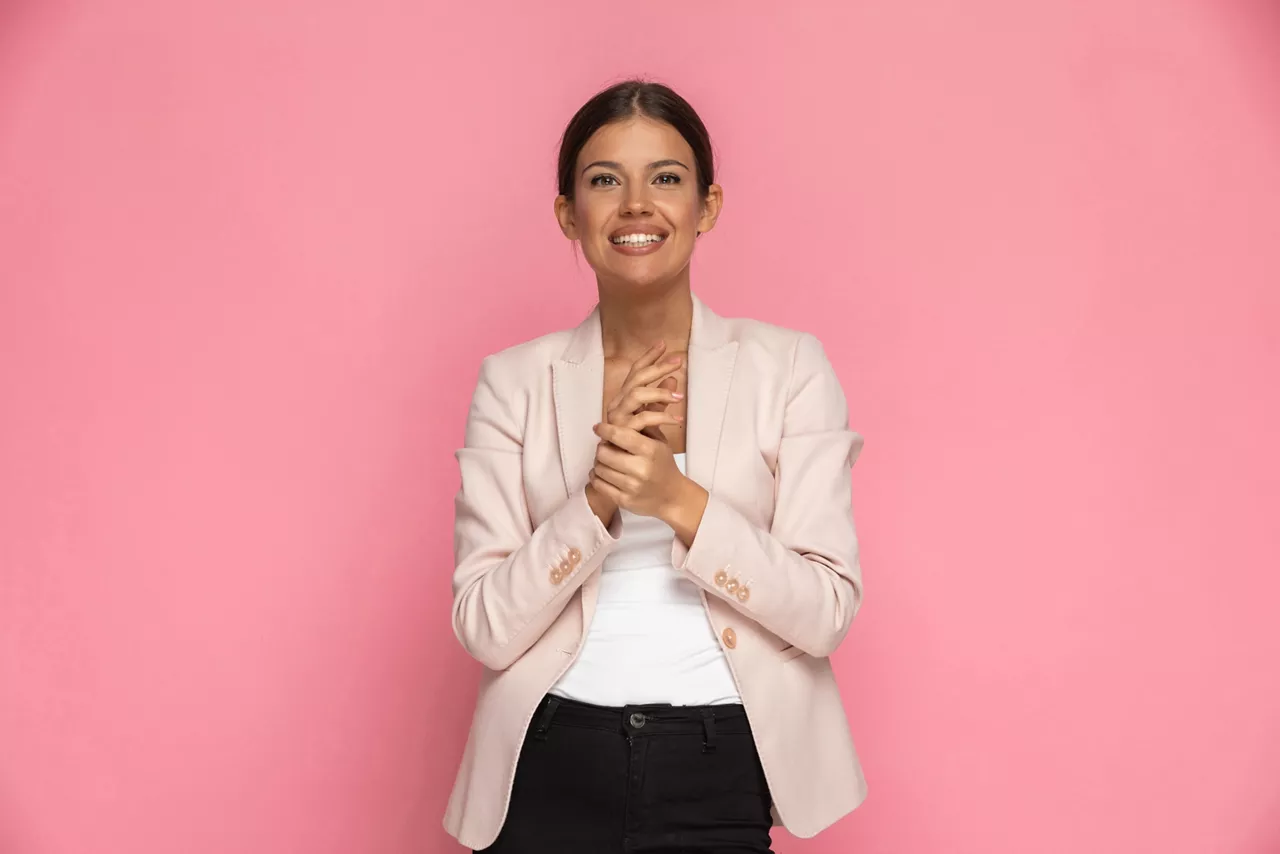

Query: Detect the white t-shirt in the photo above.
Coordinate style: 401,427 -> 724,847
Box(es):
550,453 -> 742,707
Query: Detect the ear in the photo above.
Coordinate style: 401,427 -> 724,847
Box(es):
695,183 -> 723,236
553,195 -> 579,240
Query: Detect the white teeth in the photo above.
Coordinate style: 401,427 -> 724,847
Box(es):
611,233 -> 665,246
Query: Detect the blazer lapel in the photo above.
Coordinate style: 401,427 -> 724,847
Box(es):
685,293 -> 739,493
552,294 -> 739,498
551,294 -> 737,632
551,305 -> 604,499
551,306 -> 606,631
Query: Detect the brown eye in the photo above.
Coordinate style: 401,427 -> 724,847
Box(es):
590,174 -> 619,186
654,173 -> 680,185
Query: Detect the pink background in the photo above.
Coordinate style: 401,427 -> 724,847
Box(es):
3,1 -> 1279,852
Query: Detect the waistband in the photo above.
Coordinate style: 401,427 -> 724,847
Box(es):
529,694 -> 751,750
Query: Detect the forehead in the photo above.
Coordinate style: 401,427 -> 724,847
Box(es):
577,116 -> 694,168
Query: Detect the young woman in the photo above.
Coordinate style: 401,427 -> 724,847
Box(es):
444,80 -> 867,854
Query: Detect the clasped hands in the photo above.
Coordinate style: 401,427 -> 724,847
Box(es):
585,341 -> 707,540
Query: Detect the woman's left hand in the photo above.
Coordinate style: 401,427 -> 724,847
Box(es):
589,421 -> 688,520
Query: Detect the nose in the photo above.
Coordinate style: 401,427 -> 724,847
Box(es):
621,183 -> 653,216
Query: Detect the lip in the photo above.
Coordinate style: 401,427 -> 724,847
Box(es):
608,224 -> 669,256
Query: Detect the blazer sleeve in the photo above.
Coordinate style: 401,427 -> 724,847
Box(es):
672,333 -> 864,658
451,355 -> 620,671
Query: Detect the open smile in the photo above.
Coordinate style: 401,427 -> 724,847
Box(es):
609,228 -> 668,256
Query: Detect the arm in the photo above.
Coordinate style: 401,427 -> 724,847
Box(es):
451,356 -> 619,671
667,333 -> 864,658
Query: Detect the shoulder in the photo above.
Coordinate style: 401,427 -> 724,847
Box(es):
471,327 -> 571,393
718,312 -> 849,432
719,312 -> 836,382
462,327 -> 573,439
732,313 -> 849,437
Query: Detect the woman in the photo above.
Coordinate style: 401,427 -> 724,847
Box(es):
445,80 -> 867,853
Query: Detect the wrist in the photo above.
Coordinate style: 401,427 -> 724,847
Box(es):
585,482 -> 618,528
661,475 -> 708,546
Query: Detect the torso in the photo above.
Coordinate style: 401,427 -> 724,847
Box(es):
603,353 -> 688,452
548,451 -> 742,707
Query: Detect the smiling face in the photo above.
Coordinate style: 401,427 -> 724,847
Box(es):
555,115 -> 722,292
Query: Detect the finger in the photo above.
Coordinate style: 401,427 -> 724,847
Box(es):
588,471 -> 626,506
630,406 -> 671,441
656,374 -> 680,393
639,375 -> 681,416
625,354 -> 684,392
593,422 -> 653,456
595,443 -> 645,475
609,357 -> 679,413
621,341 -> 668,387
592,462 -> 635,492
610,386 -> 683,417
624,409 -> 682,433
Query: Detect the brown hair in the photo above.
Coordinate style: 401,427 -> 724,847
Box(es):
556,80 -> 715,200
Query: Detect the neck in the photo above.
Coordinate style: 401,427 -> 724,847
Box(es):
596,282 -> 693,361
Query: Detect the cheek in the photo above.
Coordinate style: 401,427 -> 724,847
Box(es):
574,198 -> 612,238
667,198 -> 704,233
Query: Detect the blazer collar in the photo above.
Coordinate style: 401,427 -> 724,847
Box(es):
552,291 -> 739,497
558,291 -> 733,365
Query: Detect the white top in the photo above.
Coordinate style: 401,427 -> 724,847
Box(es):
550,453 -> 742,707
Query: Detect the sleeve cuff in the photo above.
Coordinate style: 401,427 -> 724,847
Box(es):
671,492 -> 740,587
548,486 -> 621,585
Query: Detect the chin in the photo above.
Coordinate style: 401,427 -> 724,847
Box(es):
618,271 -> 668,288
606,270 -> 681,294
607,259 -> 690,291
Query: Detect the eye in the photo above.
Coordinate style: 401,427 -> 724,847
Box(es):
654,173 -> 681,185
590,174 -> 619,187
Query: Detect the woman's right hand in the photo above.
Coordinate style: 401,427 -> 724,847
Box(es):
586,341 -> 684,525
604,341 -> 685,438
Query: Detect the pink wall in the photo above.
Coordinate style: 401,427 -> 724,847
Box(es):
3,1 -> 1279,852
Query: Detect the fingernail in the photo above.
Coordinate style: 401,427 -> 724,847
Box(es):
671,392 -> 684,399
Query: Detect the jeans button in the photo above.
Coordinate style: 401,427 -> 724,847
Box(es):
629,712 -> 646,728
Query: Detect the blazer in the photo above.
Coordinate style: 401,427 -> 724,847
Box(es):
444,292 -> 867,850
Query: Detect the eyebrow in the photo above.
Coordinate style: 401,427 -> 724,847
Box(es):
580,159 -> 691,175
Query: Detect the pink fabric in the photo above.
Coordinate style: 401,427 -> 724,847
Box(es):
446,294 -> 866,849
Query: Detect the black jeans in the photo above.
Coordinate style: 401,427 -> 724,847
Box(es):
476,694 -> 775,854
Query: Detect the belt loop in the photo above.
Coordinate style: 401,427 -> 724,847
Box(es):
701,709 -> 717,753
532,697 -> 561,742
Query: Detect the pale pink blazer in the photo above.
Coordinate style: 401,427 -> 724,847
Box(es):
445,293 -> 867,850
